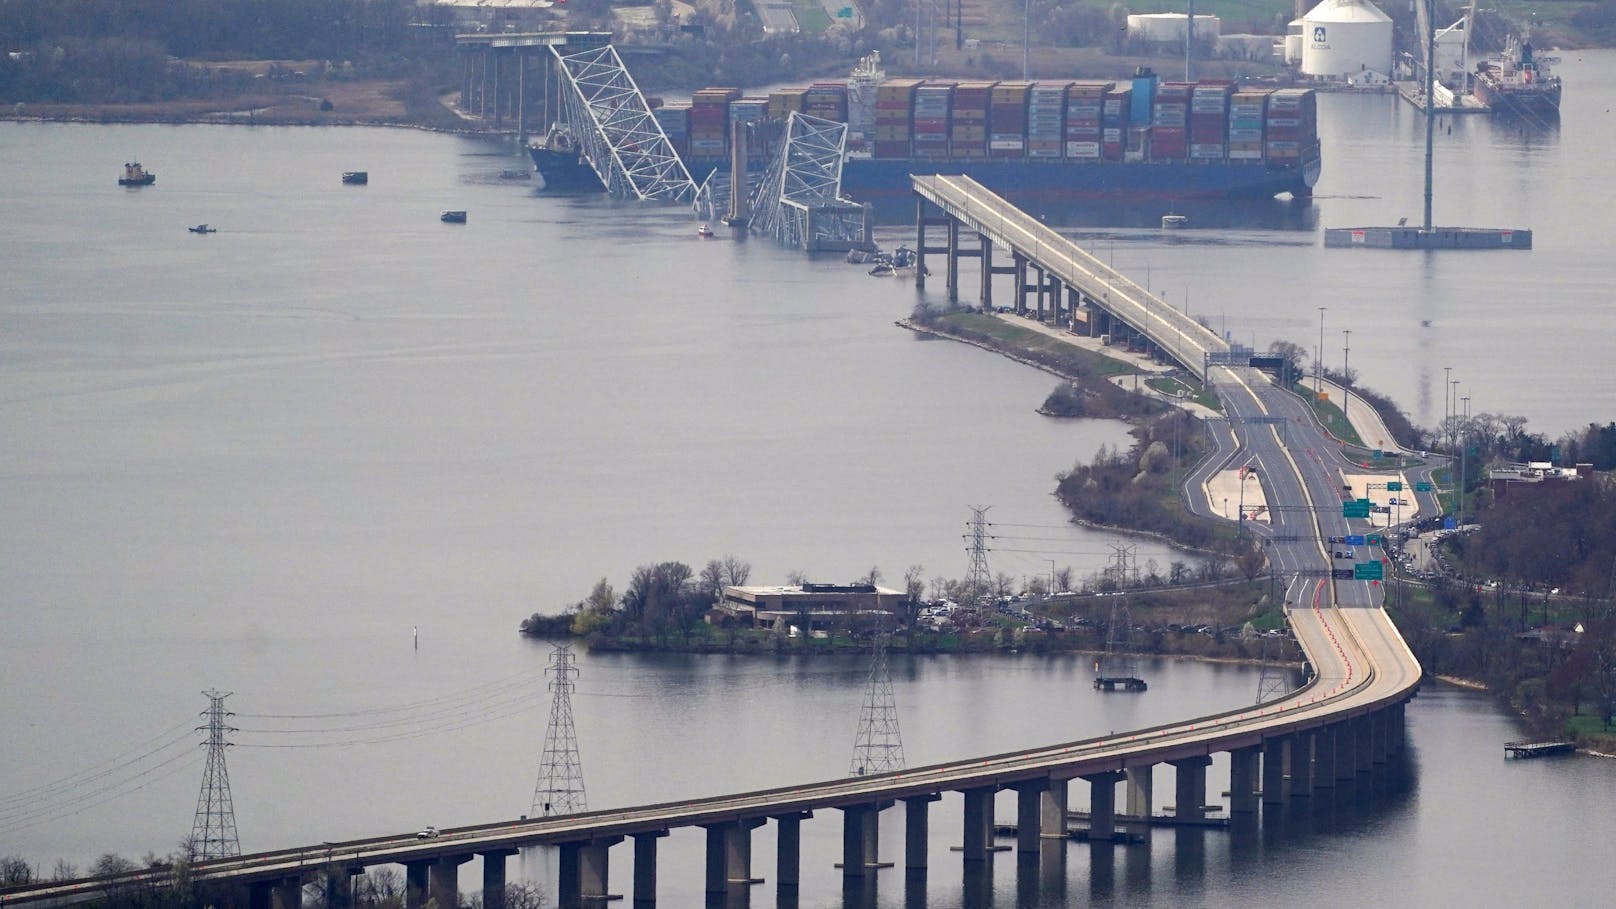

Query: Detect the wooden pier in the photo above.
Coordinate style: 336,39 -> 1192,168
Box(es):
1504,740 -> 1576,759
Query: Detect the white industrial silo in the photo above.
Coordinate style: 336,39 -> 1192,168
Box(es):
1300,0 -> 1393,79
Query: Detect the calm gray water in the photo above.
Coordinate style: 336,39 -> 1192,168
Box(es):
5,49 -> 1616,908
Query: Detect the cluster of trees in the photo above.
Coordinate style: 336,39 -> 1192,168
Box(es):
0,0 -> 437,104
1054,408 -> 1258,561
521,556 -> 754,641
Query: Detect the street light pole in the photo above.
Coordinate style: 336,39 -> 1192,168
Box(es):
1443,365 -> 1452,450
1343,329 -> 1351,387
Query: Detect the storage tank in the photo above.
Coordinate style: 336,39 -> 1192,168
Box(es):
1126,13 -> 1221,44
1284,20 -> 1304,65
1299,0 -> 1392,79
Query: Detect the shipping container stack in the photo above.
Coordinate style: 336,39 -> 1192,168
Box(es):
767,88 -> 808,120
911,82 -> 953,159
730,97 -> 770,157
1024,82 -> 1067,160
1101,86 -> 1131,161
690,87 -> 740,162
1149,81 -> 1192,161
1189,82 -> 1233,162
1264,88 -> 1317,167
950,81 -> 994,158
805,82 -> 850,123
653,102 -> 691,161
1062,81 -> 1108,161
871,79 -> 920,157
1227,88 -> 1270,161
989,81 -> 1031,159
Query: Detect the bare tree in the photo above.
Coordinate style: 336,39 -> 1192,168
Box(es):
2,856 -> 35,886
51,859 -> 79,882
722,555 -> 751,586
700,559 -> 726,602
993,572 -> 1015,598
1053,566 -> 1074,593
861,566 -> 883,586
785,569 -> 810,586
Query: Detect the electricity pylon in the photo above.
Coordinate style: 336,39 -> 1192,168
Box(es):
189,689 -> 241,861
531,645 -> 587,817
849,634 -> 906,776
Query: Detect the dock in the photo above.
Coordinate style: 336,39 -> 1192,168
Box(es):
1504,740 -> 1576,759
1395,81 -> 1491,114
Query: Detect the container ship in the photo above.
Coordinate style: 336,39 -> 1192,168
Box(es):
530,71 -> 1321,203
1472,36 -> 1561,117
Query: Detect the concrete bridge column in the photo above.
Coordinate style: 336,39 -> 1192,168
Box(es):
1033,264 -> 1047,320
404,861 -> 431,909
1290,731 -> 1316,797
249,880 -> 275,909
904,795 -> 939,871
1335,721 -> 1358,783
1082,771 -> 1125,842
978,234 -> 994,307
1125,765 -> 1154,837
1013,780 -> 1047,854
1355,717 -> 1375,779
913,199 -> 927,289
478,849 -> 518,909
1049,277 -> 1066,326
839,803 -> 888,877
960,786 -> 995,862
1040,777 -> 1070,840
323,865 -> 364,909
273,877 -> 302,909
1171,756 -> 1212,819
704,819 -> 765,892
1261,737 -> 1287,806
1313,725 -> 1337,789
1370,710 -> 1390,764
1012,254 -> 1029,315
1229,746 -> 1260,815
429,855 -> 470,909
631,831 -> 667,905
773,812 -> 808,890
579,837 -> 621,903
1390,702 -> 1408,754
945,218 -> 960,302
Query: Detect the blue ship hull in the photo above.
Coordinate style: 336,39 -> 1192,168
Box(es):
532,145 -> 1320,202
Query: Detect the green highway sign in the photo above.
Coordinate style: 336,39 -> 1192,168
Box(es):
1354,562 -> 1384,581
1386,481 -> 1404,491
1367,535 -> 1384,546
1415,481 -> 1434,492
1343,499 -> 1372,518
1372,449 -> 1384,459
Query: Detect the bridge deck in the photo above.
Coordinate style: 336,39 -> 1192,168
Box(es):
912,174 -> 1228,381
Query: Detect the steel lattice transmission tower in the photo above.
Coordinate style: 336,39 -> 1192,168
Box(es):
1255,631 -> 1293,705
849,634 -> 905,776
531,644 -> 587,817
963,505 -> 992,605
189,689 -> 241,861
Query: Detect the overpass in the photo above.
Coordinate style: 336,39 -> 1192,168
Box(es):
2,192 -> 1423,909
911,174 -> 1231,382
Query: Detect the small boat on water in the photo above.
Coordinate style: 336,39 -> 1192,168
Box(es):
342,171 -> 368,185
119,162 -> 156,186
187,224 -> 216,234
867,245 -> 921,277
1161,213 -> 1188,229
440,210 -> 467,224
697,223 -> 714,238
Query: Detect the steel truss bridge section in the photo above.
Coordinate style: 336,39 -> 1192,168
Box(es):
550,43 -> 697,203
749,112 -> 871,252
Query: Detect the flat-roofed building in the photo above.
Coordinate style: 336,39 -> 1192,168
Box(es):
715,583 -> 906,632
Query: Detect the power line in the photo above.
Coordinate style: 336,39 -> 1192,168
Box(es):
0,717 -> 197,811
849,634 -> 905,776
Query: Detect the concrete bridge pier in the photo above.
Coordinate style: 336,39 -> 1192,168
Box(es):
578,837 -> 621,903
1012,254 -> 1029,315
773,812 -> 809,890
428,855 -> 470,909
1334,721 -> 1358,783
1370,710 -> 1390,765
1171,756 -> 1212,819
945,218 -> 960,302
1039,777 -> 1070,840
1354,717 -> 1374,780
478,848 -> 518,909
1290,731 -> 1316,798
903,795 -> 940,871
705,819 -> 766,892
1083,770 -> 1125,842
1313,725 -> 1337,789
1261,737 -> 1287,806
1229,746 -> 1260,815
959,786 -> 996,862
1012,780 -> 1047,853
1032,263 -> 1048,321
978,233 -> 995,308
1125,765 -> 1154,839
404,860 -> 431,909
838,802 -> 892,877
251,877 -> 301,909
630,831 -> 667,904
